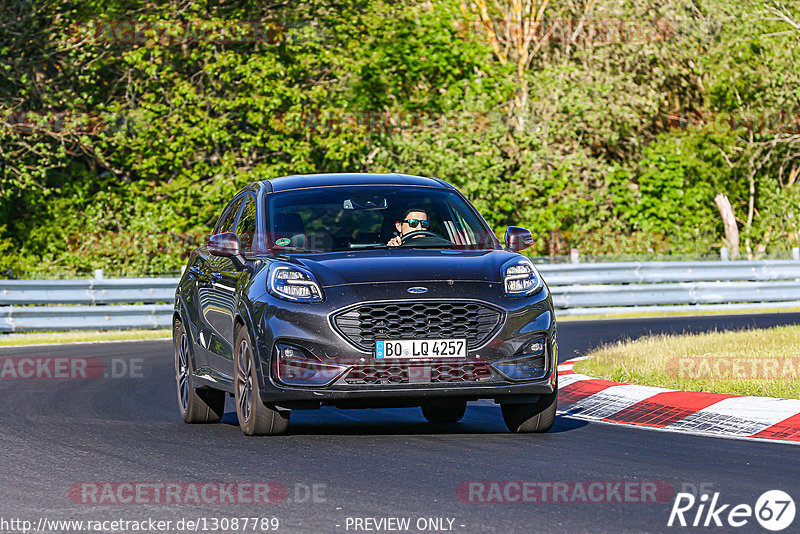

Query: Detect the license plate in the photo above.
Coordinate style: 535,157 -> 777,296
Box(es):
375,339 -> 467,359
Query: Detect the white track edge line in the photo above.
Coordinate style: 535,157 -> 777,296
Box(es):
556,409 -> 800,447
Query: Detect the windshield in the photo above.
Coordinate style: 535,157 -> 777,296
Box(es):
264,185 -> 498,253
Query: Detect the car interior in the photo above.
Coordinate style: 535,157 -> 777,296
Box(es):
269,202 -> 453,252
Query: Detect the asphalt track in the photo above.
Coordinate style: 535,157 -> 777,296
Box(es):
1,313 -> 799,534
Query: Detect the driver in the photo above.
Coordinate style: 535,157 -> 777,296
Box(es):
387,208 -> 429,247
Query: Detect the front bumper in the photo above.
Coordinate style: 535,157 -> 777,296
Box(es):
250,280 -> 557,407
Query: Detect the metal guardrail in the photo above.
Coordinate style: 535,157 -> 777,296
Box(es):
0,278 -> 178,305
537,260 -> 800,285
0,304 -> 173,331
1,260 -> 799,331
0,275 -> 179,331
538,260 -> 800,315
551,281 -> 800,310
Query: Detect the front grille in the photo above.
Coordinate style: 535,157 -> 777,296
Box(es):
342,361 -> 493,385
331,300 -> 504,352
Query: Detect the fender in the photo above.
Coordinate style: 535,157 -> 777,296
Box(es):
234,276 -> 269,389
173,267 -> 207,371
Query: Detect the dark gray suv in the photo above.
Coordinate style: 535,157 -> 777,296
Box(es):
173,173 -> 557,435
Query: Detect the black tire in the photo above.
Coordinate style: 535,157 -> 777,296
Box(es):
234,325 -> 290,436
421,399 -> 467,423
174,318 -> 225,423
501,383 -> 558,433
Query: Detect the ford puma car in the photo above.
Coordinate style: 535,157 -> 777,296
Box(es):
173,173 -> 558,435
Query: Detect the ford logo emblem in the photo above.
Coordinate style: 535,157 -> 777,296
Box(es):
407,286 -> 428,294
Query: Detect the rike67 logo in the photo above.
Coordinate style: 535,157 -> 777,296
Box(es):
668,490 -> 795,531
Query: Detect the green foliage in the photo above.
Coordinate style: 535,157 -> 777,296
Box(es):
1,0 -> 799,276
627,133 -> 733,238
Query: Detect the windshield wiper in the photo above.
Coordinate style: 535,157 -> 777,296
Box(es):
349,244 -> 390,250
270,247 -> 318,253
404,243 -> 454,249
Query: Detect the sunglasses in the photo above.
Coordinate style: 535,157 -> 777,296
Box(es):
402,218 -> 430,229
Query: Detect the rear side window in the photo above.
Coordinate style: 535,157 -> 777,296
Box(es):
215,197 -> 243,234
235,195 -> 257,251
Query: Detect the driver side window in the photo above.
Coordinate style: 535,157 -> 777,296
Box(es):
235,195 -> 257,251
215,198 -> 243,234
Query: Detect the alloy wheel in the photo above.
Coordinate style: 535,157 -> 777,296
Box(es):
176,333 -> 190,412
236,339 -> 253,423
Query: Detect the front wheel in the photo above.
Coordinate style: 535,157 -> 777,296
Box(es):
174,318 -> 225,423
234,326 -> 289,436
501,383 -> 558,433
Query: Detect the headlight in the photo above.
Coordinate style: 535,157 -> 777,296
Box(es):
268,264 -> 324,302
501,257 -> 543,297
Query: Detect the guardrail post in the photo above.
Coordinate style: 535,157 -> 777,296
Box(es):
720,247 -> 730,261
93,269 -> 104,280
793,247 -> 800,261
570,248 -> 580,264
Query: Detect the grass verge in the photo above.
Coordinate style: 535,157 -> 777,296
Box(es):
573,325 -> 800,398
0,329 -> 171,346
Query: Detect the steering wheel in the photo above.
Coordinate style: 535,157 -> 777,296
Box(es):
400,230 -> 444,244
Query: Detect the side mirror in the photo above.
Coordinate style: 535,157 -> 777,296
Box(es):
505,226 -> 534,252
208,232 -> 246,269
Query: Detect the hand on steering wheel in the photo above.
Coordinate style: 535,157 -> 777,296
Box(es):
400,230 -> 443,244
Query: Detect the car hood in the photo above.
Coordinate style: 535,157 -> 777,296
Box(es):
278,249 -> 525,287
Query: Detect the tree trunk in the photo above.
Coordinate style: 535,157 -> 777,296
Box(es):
714,193 -> 740,259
